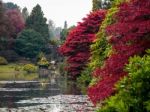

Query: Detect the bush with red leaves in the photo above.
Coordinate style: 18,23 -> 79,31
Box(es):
59,10 -> 106,79
88,0 -> 150,104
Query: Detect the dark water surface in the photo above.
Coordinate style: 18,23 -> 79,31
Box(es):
0,73 -> 95,112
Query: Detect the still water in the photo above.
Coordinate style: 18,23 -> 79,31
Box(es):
0,73 -> 95,112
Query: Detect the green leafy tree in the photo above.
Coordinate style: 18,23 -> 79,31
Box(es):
92,0 -> 102,11
92,0 -> 115,11
26,4 -> 49,41
60,21 -> 68,42
15,29 -> 45,58
60,24 -> 75,43
4,2 -> 20,10
60,29 -> 68,42
48,19 -> 55,40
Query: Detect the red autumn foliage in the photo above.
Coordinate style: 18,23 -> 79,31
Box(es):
88,0 -> 150,104
59,10 -> 106,79
5,9 -> 25,38
0,1 -> 14,38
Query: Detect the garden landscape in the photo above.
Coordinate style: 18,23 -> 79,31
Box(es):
0,0 -> 150,112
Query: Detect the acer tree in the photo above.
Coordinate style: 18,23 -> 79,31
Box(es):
88,0 -> 150,104
5,9 -> 25,38
59,10 -> 106,79
0,1 -> 14,50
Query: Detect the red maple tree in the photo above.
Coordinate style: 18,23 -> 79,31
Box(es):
88,0 -> 150,104
5,9 -> 25,38
59,10 -> 106,79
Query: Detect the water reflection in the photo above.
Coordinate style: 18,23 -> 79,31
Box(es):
0,72 -> 95,111
0,74 -> 57,107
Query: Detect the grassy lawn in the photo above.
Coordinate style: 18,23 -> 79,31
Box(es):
0,64 -> 16,73
0,64 -> 38,81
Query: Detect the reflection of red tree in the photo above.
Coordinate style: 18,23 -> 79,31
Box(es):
59,10 -> 106,79
88,0 -> 150,105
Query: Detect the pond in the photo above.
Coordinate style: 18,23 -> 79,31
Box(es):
0,67 -> 95,112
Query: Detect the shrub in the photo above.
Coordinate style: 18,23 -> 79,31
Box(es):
88,1 -> 121,104
77,68 -> 92,94
0,56 -> 8,65
58,62 -> 67,75
14,66 -> 22,71
23,64 -> 38,73
37,56 -> 49,67
97,50 -> 150,112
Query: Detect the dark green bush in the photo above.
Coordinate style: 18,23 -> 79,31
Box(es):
15,29 -> 45,58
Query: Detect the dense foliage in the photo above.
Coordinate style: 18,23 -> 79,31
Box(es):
6,9 -> 25,38
97,50 -> 150,112
60,25 -> 75,43
26,4 -> 49,42
4,2 -> 20,10
0,1 -> 25,50
23,64 -> 38,73
59,10 -> 106,79
15,29 -> 45,58
77,67 -> 92,94
38,56 -> 49,67
88,0 -> 150,105
0,1 -> 14,49
92,0 -> 102,11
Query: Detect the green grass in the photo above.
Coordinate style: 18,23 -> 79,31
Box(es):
0,64 -> 38,81
0,64 -> 16,72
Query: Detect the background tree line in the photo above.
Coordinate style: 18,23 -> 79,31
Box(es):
0,0 -> 72,62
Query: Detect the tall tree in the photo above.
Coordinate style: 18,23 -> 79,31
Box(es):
26,4 -> 49,41
22,7 -> 29,21
92,0 -> 114,11
59,10 -> 106,79
4,2 -> 20,10
48,19 -> 55,40
64,21 -> 68,29
15,29 -> 45,58
60,21 -> 69,42
0,1 -> 14,50
6,9 -> 25,38
54,27 -> 62,40
92,0 -> 102,11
